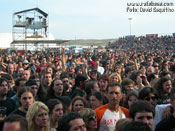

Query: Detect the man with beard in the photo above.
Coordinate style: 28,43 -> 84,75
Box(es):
60,72 -> 72,95
0,78 -> 16,130
10,86 -> 35,117
69,74 -> 88,99
42,72 -> 52,92
95,82 -> 129,131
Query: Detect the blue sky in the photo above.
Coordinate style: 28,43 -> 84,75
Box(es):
1,0 -> 175,39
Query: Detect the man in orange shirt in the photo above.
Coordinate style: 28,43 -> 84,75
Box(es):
95,82 -> 129,131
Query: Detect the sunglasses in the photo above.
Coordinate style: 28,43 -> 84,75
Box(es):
144,96 -> 157,101
88,116 -> 97,121
63,80 -> 69,83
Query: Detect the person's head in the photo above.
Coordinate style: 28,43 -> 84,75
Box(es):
85,81 -> 100,97
129,70 -> 143,85
139,65 -> 146,74
159,71 -> 172,79
110,73 -> 122,83
23,60 -> 29,68
75,74 -> 88,89
147,73 -> 157,84
89,91 -> 106,110
72,96 -> 89,112
124,66 -> 134,78
125,91 -> 138,109
1,74 -> 15,89
115,118 -> 131,131
26,101 -> 49,131
114,64 -> 122,74
41,57 -> 47,64
146,66 -> 155,76
161,59 -> 169,70
17,67 -> 24,78
123,121 -> 151,131
15,78 -> 27,92
58,96 -> 72,113
47,99 -> 63,123
3,114 -> 28,131
129,100 -> 155,129
0,78 -> 8,98
121,78 -> 135,94
79,108 -> 97,131
58,112 -> 86,131
156,77 -> 172,96
49,78 -> 64,97
17,86 -> 35,112
90,69 -> 98,80
98,75 -> 110,93
139,87 -> 159,107
60,72 -> 70,87
25,79 -> 39,97
75,65 -> 84,75
43,72 -> 52,86
107,82 -> 122,107
22,70 -> 31,81
45,65 -> 53,75
8,63 -> 14,74
68,66 -> 76,75
29,74 -> 40,86
147,57 -> 154,67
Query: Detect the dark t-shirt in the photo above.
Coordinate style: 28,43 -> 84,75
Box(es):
155,115 -> 175,131
0,98 -> 16,131
0,98 -> 16,116
10,109 -> 26,117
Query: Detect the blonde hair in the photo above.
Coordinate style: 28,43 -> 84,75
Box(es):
110,73 -> 122,83
26,101 -> 50,131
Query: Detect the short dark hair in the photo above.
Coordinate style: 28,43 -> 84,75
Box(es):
60,72 -> 69,80
90,91 -> 108,105
1,74 -> 13,80
75,74 -> 88,87
129,70 -> 143,83
57,112 -> 83,131
108,82 -> 121,92
159,71 -> 172,78
25,79 -> 38,86
15,78 -> 26,87
4,114 -> 28,131
139,87 -> 159,100
123,121 -> 151,131
129,100 -> 155,119
121,78 -> 134,87
0,77 -> 7,86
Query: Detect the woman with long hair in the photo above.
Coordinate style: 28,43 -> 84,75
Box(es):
46,78 -> 64,101
26,101 -> 50,131
47,99 -> 64,131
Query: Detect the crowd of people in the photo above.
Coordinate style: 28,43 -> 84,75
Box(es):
0,35 -> 175,131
